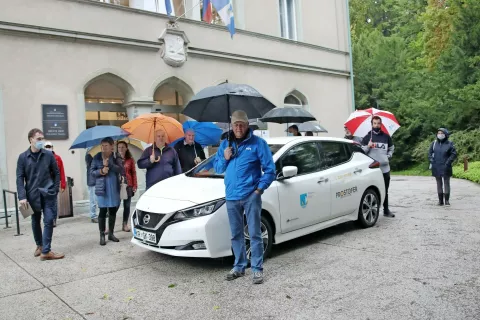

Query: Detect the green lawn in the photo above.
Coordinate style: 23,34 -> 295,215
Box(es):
394,161 -> 480,184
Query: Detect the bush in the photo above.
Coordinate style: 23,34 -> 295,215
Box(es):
453,161 -> 480,183
412,129 -> 480,164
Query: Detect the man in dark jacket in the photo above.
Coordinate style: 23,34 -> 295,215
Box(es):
85,148 -> 98,223
362,116 -> 395,217
428,128 -> 457,206
137,129 -> 182,190
344,126 -> 362,143
174,129 -> 206,173
16,128 -> 64,260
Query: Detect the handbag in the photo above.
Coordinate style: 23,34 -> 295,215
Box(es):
119,176 -> 128,200
429,141 -> 436,170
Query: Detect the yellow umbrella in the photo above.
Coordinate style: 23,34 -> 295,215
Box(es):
121,113 -> 184,162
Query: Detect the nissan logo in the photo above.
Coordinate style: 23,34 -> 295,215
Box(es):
143,214 -> 151,225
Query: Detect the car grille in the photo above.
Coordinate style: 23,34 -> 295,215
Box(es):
136,210 -> 165,229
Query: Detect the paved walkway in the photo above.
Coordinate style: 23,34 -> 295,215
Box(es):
0,176 -> 479,320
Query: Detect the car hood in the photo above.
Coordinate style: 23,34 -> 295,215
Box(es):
140,174 -> 225,205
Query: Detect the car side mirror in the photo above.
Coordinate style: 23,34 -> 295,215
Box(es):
282,166 -> 298,179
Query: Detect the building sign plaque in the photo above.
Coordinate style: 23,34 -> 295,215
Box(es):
42,104 -> 69,139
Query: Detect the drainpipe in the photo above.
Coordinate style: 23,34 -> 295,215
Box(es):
345,0 -> 356,111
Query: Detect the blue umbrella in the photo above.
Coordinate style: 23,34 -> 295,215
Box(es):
70,125 -> 131,149
171,121 -> 222,147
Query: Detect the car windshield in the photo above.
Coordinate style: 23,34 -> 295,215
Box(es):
189,144 -> 284,178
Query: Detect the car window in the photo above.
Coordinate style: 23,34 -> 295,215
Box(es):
320,141 -> 351,168
191,143 -> 285,178
277,142 -> 321,175
349,142 -> 365,155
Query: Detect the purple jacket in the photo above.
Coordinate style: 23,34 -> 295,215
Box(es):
137,144 -> 182,190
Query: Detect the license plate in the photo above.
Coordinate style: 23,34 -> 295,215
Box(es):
134,229 -> 157,244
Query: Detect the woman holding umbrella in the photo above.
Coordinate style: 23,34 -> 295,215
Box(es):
90,137 -> 124,245
117,141 -> 137,231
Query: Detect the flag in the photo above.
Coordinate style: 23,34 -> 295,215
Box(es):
165,0 -> 172,16
202,0 -> 213,23
211,0 -> 235,38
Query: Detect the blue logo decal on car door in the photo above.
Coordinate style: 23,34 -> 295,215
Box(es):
300,193 -> 308,208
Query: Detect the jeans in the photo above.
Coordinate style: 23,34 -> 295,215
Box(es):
88,186 -> 97,219
436,176 -> 451,194
31,195 -> 57,254
122,196 -> 132,223
383,172 -> 391,211
226,191 -> 263,273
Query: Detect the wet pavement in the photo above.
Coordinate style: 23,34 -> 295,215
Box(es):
0,176 -> 479,320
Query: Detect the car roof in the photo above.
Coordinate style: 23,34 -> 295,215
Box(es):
265,136 -> 354,146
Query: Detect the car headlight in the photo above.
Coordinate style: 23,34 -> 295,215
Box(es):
173,199 -> 225,220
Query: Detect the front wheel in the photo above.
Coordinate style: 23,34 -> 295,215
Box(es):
245,215 -> 273,263
357,188 -> 380,228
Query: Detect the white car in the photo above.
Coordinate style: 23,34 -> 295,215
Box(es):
131,137 -> 386,259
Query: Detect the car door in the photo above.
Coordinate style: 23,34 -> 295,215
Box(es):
320,141 -> 363,219
276,142 -> 331,233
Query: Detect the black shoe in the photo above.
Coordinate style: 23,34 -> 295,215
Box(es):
384,209 -> 395,218
225,269 -> 245,281
438,193 -> 444,206
99,218 -> 106,246
445,193 -> 450,206
91,218 -> 98,223
100,233 -> 106,246
253,272 -> 264,284
108,215 -> 119,242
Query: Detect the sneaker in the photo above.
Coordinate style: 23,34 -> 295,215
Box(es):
225,269 -> 245,281
253,272 -> 264,284
384,209 -> 395,218
91,218 -> 98,223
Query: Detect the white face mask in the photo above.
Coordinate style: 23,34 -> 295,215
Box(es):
437,134 -> 445,140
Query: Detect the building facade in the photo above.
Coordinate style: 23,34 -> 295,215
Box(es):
0,0 -> 353,205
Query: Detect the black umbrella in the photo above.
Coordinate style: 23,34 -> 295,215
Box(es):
261,107 -> 316,124
284,122 -> 328,133
182,83 -> 276,123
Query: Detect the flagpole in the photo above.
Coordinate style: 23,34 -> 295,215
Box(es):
174,0 -> 202,22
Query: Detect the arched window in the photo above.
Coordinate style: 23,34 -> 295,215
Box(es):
284,90 -> 308,109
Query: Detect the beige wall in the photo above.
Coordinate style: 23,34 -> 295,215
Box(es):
0,0 -> 353,204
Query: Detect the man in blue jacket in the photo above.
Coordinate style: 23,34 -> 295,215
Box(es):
214,110 -> 275,284
16,128 -> 64,260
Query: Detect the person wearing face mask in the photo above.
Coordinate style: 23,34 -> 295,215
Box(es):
174,129 -> 206,173
344,126 -> 362,143
44,141 -> 66,228
16,128 -> 64,260
287,125 -> 302,136
214,110 -> 276,285
361,116 -> 395,217
428,128 -> 457,206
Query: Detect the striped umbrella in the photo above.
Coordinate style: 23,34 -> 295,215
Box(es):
344,108 -> 400,138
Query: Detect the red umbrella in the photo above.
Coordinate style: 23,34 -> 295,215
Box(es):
344,108 -> 400,139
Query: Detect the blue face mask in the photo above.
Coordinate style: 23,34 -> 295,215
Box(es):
35,141 -> 45,150
287,132 -> 294,136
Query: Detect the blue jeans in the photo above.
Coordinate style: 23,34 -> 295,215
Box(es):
226,191 -> 263,273
31,195 -> 57,254
88,186 -> 97,219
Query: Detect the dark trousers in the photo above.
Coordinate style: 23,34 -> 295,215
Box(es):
31,195 -> 57,254
122,196 -> 132,223
435,176 -> 451,194
383,172 -> 391,211
99,207 -> 119,219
